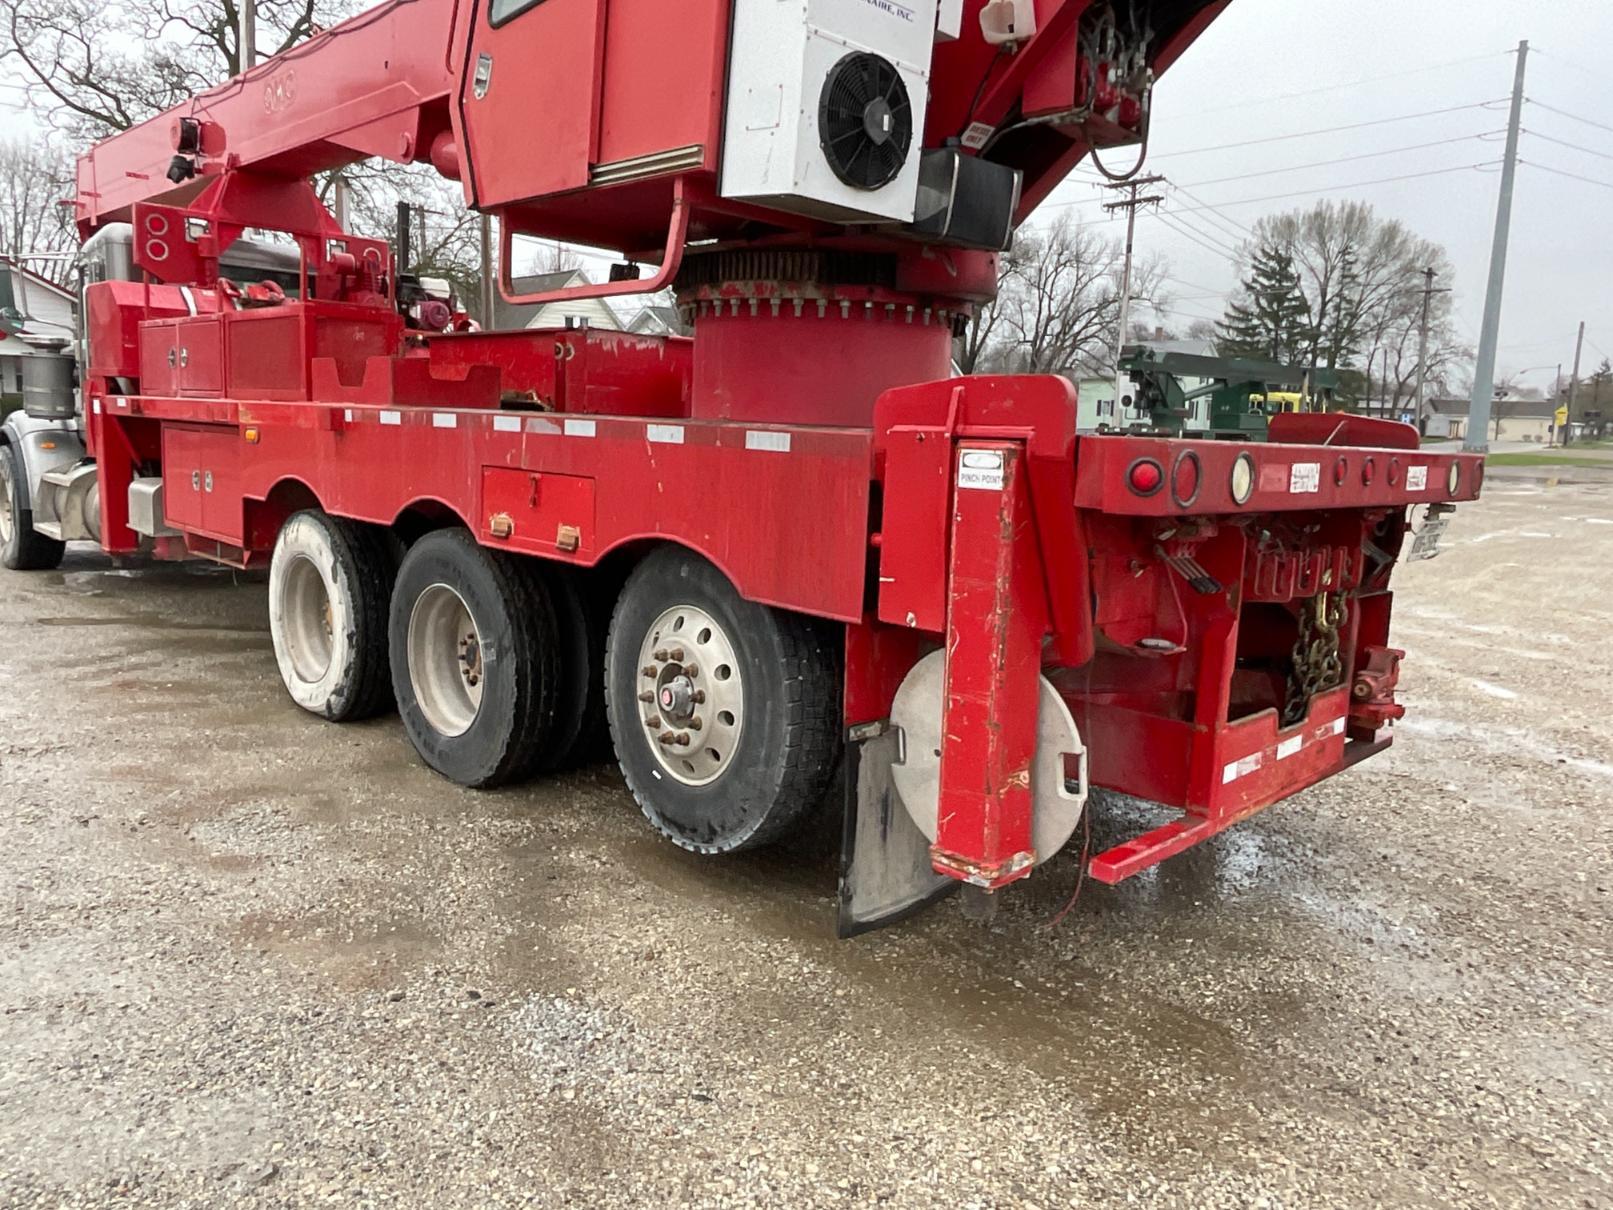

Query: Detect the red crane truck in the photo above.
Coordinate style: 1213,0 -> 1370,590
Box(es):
0,0 -> 1483,933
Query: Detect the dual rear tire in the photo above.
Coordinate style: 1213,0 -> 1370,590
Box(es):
268,514 -> 839,851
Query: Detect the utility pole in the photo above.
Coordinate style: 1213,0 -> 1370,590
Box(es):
479,213 -> 495,329
1413,266 -> 1450,429
239,0 -> 257,73
1565,319 -> 1585,444
1465,39 -> 1528,453
1103,175 -> 1164,418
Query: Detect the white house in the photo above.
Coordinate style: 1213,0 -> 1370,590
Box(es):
491,269 -> 624,332
0,259 -> 78,416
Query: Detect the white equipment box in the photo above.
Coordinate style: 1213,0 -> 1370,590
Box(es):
721,0 -> 942,224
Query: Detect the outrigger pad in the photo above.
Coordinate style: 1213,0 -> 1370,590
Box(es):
838,730 -> 955,937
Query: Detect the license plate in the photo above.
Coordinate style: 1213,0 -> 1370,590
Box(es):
1408,510 -> 1451,561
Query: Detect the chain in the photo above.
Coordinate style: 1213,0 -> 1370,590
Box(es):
1284,587 -> 1348,726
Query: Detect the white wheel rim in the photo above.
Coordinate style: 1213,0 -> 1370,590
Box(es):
0,457 -> 15,545
281,554 -> 334,685
408,583 -> 484,738
635,604 -> 744,786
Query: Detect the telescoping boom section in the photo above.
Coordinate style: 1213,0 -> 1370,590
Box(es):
2,0 -> 1483,934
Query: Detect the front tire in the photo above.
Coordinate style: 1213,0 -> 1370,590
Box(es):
604,548 -> 841,854
0,444 -> 66,572
268,510 -> 395,721
389,530 -> 562,788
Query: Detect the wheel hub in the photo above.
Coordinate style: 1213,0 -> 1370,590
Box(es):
407,582 -> 484,738
636,605 -> 743,786
0,458 -> 14,544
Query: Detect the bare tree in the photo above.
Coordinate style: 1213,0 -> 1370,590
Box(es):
971,212 -> 1167,376
0,136 -> 76,283
1235,200 -> 1463,385
2,0 -> 345,141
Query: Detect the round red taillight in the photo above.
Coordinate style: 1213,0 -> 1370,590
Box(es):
1334,455 -> 1349,486
1127,458 -> 1165,496
1171,451 -> 1201,507
1362,456 -> 1377,485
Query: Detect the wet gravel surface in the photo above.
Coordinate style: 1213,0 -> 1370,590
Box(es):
1,476 -> 1609,1208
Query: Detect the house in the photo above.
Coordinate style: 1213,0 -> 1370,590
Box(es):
490,269 -> 624,332
0,259 -> 77,418
1074,337 -> 1218,430
624,302 -> 688,337
1424,396 -> 1557,443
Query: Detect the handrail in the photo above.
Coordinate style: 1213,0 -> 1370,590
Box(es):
496,176 -> 690,307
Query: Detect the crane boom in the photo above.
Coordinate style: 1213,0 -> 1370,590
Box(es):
76,0 -> 459,234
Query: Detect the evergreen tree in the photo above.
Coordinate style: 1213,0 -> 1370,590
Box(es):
1216,242 -> 1310,363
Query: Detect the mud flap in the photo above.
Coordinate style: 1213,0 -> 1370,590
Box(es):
837,729 -> 955,937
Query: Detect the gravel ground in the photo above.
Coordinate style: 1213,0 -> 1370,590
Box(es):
1,473 -> 1609,1208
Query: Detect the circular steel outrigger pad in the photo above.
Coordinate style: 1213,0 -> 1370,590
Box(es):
889,651 -> 1088,864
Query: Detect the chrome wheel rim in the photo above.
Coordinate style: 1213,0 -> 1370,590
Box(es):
408,583 -> 483,737
0,457 -> 14,545
635,604 -> 744,786
281,554 -> 334,685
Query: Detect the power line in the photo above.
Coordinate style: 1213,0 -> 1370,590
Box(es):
1144,100 -> 1507,160
1149,210 -> 1239,262
1522,160 -> 1613,192
1046,160 -> 1502,219
1170,133 -> 1498,189
1165,182 -> 1254,246
1166,209 -> 1245,256
1525,99 -> 1613,139
1182,51 -> 1506,118
1532,49 -> 1606,84
1525,129 -> 1613,164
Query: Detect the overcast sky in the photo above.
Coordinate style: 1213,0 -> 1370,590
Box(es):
1037,0 -> 1613,389
4,0 -> 1610,386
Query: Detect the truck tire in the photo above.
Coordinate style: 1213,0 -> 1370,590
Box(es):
0,443 -> 66,572
604,547 -> 841,854
534,565 -> 610,773
268,510 -> 395,722
390,530 -> 562,788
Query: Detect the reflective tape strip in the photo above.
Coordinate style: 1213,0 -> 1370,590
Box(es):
1276,735 -> 1304,761
343,409 -> 354,423
1222,752 -> 1263,784
379,410 -> 402,426
493,415 -> 522,433
745,430 -> 791,453
92,399 -> 102,415
647,424 -> 684,445
432,412 -> 458,429
563,418 -> 596,438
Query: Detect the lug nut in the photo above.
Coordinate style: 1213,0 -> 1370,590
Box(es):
653,648 -> 670,662
688,717 -> 703,731
683,663 -> 699,678
669,647 -> 685,662
657,731 -> 676,744
641,666 -> 657,678
691,689 -> 706,704
674,732 -> 692,747
646,716 -> 661,729
638,690 -> 654,703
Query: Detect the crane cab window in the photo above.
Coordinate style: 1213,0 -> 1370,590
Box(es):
488,0 -> 547,28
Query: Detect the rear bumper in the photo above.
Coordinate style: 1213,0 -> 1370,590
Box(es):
1080,685 -> 1391,883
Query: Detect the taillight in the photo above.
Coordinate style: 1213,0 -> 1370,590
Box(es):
1127,458 -> 1165,496
1230,452 -> 1255,505
1171,451 -> 1201,507
1362,456 -> 1376,486
1447,462 -> 1460,494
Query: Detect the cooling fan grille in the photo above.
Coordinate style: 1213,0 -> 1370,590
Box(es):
818,52 -> 913,191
